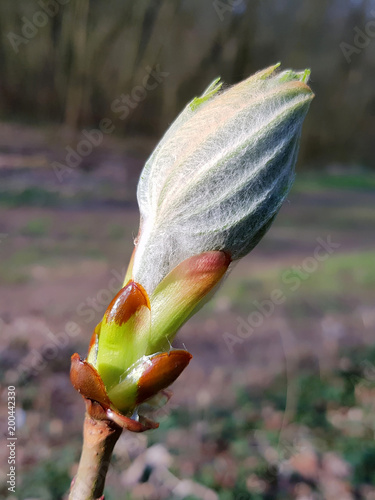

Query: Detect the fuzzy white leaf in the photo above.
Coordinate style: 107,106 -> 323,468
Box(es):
132,64 -> 314,294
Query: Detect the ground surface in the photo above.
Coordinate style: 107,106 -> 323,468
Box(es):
0,122 -> 375,500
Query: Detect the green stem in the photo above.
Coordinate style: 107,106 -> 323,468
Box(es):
69,412 -> 122,500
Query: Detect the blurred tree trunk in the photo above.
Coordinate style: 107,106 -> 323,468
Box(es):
64,0 -> 90,130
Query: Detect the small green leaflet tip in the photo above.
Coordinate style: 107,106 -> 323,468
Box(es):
301,68 -> 311,83
190,76 -> 222,111
277,67 -> 311,84
260,62 -> 281,80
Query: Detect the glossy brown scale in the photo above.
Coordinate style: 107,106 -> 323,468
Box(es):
70,354 -> 160,432
136,350 -> 193,405
104,280 -> 150,326
70,353 -> 111,408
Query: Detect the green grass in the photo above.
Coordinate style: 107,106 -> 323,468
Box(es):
19,447 -> 75,500
0,187 -> 60,207
144,344 -> 375,498
20,216 -> 52,236
294,171 -> 375,192
318,249 -> 375,289
219,249 -> 375,315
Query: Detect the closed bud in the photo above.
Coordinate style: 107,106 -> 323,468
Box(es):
71,64 -> 314,431
132,64 -> 314,294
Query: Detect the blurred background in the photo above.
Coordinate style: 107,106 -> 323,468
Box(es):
0,1 -> 375,499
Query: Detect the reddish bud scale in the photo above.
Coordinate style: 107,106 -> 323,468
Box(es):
181,251 -> 231,288
70,353 -> 111,408
88,331 -> 97,353
107,409 -> 159,431
88,322 -> 101,358
71,355 -> 160,431
136,350 -> 192,404
104,280 -> 150,326
192,251 -> 231,273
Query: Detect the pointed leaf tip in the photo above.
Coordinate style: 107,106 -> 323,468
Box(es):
190,77 -> 222,111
